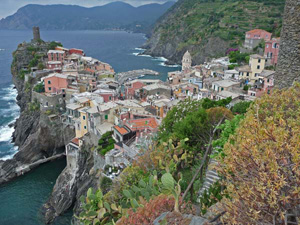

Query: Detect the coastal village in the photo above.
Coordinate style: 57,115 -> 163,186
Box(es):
23,27 -> 278,179
3,0 -> 299,223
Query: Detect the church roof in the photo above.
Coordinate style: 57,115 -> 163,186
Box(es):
183,50 -> 192,59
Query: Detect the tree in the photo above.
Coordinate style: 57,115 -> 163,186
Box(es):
231,101 -> 252,114
218,83 -> 300,224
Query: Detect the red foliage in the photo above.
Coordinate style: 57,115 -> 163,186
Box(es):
116,195 -> 175,225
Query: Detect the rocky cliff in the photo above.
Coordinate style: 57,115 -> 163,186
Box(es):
275,0 -> 300,88
43,135 -> 102,224
143,0 -> 285,65
0,41 -> 74,184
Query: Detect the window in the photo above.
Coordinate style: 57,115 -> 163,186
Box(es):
48,80 -> 51,84
157,92 -> 160,95
257,65 -> 260,69
255,73 -> 258,77
267,79 -> 270,83
62,89 -> 65,93
48,87 -> 52,91
83,115 -> 85,120
105,115 -> 108,120
84,126 -> 87,130
266,44 -> 269,48
109,96 -> 112,100
247,72 -> 249,77
258,59 -> 261,63
221,87 -> 224,91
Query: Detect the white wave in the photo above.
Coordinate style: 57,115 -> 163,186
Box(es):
0,147 -> 18,161
134,48 -> 145,51
132,52 -> 139,56
152,57 -> 168,62
138,54 -> 152,58
159,62 -> 181,68
0,125 -> 14,142
2,89 -> 17,101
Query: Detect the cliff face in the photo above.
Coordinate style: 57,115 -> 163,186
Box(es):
275,0 -> 300,88
0,41 -> 75,185
43,139 -> 101,224
143,0 -> 285,65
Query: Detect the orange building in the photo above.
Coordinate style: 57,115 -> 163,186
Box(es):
43,73 -> 69,94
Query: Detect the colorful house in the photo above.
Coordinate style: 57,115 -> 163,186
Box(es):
124,80 -> 145,99
244,29 -> 272,50
43,73 -> 69,94
69,48 -> 85,56
264,38 -> 280,66
248,70 -> 275,98
48,50 -> 65,62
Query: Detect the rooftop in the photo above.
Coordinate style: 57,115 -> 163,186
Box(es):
126,117 -> 158,130
114,125 -> 130,135
42,73 -> 69,81
217,90 -> 240,99
48,50 -> 65,54
66,103 -> 82,110
250,54 -> 265,59
143,83 -> 171,91
212,79 -> 240,88
259,70 -> 275,78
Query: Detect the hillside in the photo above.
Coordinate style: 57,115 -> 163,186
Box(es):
143,0 -> 285,64
0,1 -> 175,33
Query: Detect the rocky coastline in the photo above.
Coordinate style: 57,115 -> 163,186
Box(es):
0,41 -> 74,185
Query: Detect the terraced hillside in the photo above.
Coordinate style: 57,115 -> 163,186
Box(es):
143,0 -> 285,64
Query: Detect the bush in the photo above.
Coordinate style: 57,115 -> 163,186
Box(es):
34,82 -> 45,93
97,131 -> 115,156
48,41 -> 63,50
231,101 -> 251,114
243,84 -> 249,91
219,83 -> 300,224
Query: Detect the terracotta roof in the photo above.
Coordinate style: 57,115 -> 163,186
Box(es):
246,29 -> 270,34
86,68 -> 96,73
114,125 -> 129,135
71,138 -> 79,146
127,118 -> 158,130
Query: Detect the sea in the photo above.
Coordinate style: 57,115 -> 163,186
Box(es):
0,30 -> 180,225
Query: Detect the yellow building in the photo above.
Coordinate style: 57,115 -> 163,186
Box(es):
238,54 -> 266,82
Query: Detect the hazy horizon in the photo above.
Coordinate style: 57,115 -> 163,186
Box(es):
0,0 -> 175,19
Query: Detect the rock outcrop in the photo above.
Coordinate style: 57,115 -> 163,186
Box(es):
0,41 -> 74,185
43,141 -> 101,224
275,0 -> 300,88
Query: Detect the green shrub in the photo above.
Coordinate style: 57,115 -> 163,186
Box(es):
34,82 -> 45,93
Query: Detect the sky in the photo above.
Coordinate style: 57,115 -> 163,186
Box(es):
0,0 -> 172,19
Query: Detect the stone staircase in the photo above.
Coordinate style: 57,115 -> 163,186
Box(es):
197,152 -> 220,202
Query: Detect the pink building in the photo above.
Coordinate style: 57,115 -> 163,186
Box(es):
264,38 -> 280,65
47,61 -> 62,72
94,89 -> 118,102
248,70 -> 275,97
48,50 -> 65,62
43,73 -> 69,93
244,29 -> 272,49
69,48 -> 84,56
125,81 -> 145,99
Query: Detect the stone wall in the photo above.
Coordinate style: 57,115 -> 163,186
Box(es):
32,91 -> 65,109
275,0 -> 300,88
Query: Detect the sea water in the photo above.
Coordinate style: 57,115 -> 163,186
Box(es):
0,30 -> 180,224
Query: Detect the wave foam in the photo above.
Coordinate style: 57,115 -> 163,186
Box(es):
0,125 -> 14,142
159,62 -> 181,68
134,48 -> 145,51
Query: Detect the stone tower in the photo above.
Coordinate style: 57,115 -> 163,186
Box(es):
32,26 -> 41,41
275,0 -> 300,88
182,50 -> 192,71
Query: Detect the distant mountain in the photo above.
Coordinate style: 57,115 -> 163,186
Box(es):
0,1 -> 175,33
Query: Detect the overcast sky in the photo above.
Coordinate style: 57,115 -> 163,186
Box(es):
0,0 -> 172,19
